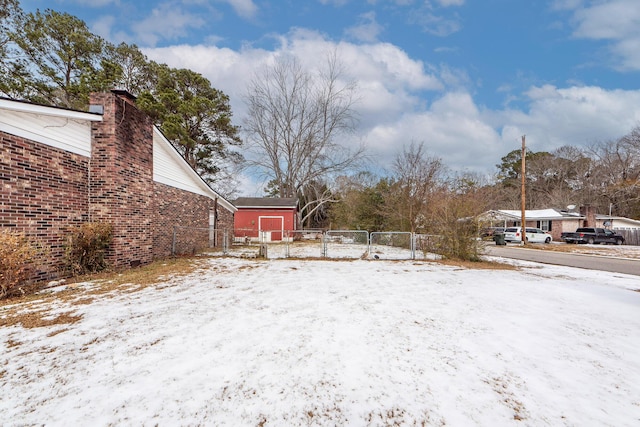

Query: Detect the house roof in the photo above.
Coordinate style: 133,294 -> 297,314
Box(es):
0,95 -> 235,212
481,209 -> 640,228
233,197 -> 298,209
596,215 -> 640,227
0,96 -> 103,121
481,209 -> 583,221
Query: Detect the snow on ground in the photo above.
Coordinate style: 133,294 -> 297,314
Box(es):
1,255 -> 640,426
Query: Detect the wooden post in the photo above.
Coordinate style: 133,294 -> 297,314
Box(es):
521,135 -> 526,246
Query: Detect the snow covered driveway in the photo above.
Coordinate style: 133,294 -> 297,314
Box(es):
2,257 -> 639,426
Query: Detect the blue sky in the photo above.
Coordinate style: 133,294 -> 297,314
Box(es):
19,0 -> 640,193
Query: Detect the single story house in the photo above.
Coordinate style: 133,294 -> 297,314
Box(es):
1,90 -> 236,282
232,197 -> 298,242
480,206 -> 640,241
595,215 -> 640,230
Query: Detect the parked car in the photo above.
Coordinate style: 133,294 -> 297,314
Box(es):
503,227 -> 553,243
561,227 -> 625,245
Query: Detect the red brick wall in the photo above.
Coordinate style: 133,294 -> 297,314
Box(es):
3,91 -> 234,283
89,92 -> 154,268
153,183 -> 234,257
0,131 -> 89,280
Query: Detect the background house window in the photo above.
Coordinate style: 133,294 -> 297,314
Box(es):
538,220 -> 551,231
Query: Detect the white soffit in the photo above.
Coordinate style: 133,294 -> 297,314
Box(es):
0,99 -> 101,157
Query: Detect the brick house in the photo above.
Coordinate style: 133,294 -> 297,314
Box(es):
1,90 -> 236,282
480,206 -> 639,241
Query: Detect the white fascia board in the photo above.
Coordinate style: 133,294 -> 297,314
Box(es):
238,205 -> 297,209
152,127 -> 237,213
0,98 -> 103,122
597,215 -> 640,226
498,209 -> 582,220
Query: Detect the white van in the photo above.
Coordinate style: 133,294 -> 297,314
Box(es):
503,227 -> 552,243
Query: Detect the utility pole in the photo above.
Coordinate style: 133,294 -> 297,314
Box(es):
520,135 -> 526,246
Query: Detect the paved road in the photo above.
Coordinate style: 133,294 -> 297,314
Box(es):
483,244 -> 640,276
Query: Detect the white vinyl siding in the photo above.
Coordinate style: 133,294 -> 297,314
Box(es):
0,109 -> 96,157
1,99 -> 236,213
152,128 -> 236,212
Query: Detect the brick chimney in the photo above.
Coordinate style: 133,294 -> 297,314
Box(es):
89,90 -> 154,268
580,205 -> 596,227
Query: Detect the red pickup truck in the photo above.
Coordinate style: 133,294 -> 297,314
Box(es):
561,227 -> 625,245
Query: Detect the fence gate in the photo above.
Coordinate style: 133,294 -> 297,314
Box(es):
324,230 -> 369,259
369,232 -> 415,260
283,230 -> 324,258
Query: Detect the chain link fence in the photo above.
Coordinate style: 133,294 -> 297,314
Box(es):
324,230 -> 369,259
369,232 -> 414,260
172,226 -> 638,260
171,227 -> 455,260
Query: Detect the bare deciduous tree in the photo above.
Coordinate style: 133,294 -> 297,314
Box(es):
243,53 -> 364,226
426,173 -> 491,261
587,128 -> 640,218
386,142 -> 446,233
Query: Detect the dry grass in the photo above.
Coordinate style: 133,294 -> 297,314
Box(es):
523,243 -> 596,253
0,256 -> 205,330
432,258 -> 519,270
517,243 -> 640,259
71,255 -> 205,289
0,254 -> 518,331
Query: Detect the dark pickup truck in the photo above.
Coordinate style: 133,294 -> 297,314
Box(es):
561,227 -> 625,245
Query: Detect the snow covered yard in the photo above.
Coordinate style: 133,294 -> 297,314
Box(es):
1,256 -> 640,426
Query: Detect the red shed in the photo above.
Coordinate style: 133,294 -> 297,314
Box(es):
233,197 -> 298,242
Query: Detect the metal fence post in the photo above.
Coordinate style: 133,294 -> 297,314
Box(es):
223,230 -> 228,254
172,226 -> 177,256
322,232 -> 327,257
411,232 -> 415,260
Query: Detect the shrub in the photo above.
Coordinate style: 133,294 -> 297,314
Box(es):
424,182 -> 488,262
65,222 -> 113,274
0,229 -> 39,299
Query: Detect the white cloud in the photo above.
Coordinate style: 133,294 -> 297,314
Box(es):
133,3 -> 207,46
219,0 -> 258,19
550,0 -> 584,11
345,11 -> 384,42
502,85 -> 640,150
362,92 -> 502,173
572,0 -> 640,40
317,0 -> 351,5
73,0 -> 120,6
144,28 -> 441,111
410,11 -> 461,37
144,30 -> 640,185
435,0 -> 464,6
90,14 -> 116,41
568,0 -> 640,71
